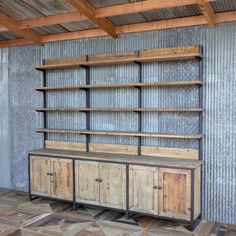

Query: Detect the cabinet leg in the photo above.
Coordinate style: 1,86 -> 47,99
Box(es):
186,218 -> 201,231
29,194 -> 39,201
72,202 -> 77,210
126,212 -> 131,219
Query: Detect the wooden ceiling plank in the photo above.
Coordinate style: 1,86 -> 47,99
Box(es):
0,11 -> 43,45
66,0 -> 117,38
196,0 -> 215,27
0,11 -> 235,48
17,11 -> 86,29
96,0 -> 195,18
0,0 -> 217,32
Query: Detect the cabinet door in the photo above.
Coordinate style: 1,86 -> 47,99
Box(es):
30,155 -> 51,197
129,165 -> 159,215
51,158 -> 73,201
99,163 -> 126,210
75,160 -> 100,205
159,168 -> 191,220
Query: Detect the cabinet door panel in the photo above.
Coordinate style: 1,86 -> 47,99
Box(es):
129,165 -> 159,215
75,160 -> 99,205
51,158 -> 73,201
99,163 -> 126,210
30,156 -> 51,197
159,168 -> 191,220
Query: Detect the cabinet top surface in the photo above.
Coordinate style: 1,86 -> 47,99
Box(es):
29,148 -> 202,169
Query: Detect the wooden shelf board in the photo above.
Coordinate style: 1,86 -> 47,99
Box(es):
36,128 -> 202,139
34,80 -> 203,91
35,108 -> 203,112
33,53 -> 202,71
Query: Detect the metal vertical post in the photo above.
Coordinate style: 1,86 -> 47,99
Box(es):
85,58 -> 90,152
43,60 -> 47,148
137,60 -> 142,156
198,47 -> 203,161
198,46 -> 204,224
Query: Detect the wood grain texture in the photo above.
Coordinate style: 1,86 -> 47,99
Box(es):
67,0 -> 117,38
51,158 -> 73,201
45,140 -> 86,151
36,108 -> 203,112
194,166 -> 201,219
29,149 -> 203,169
75,160 -> 100,205
158,168 -> 191,220
30,155 -> 51,197
129,165 -> 159,215
142,146 -> 199,160
89,143 -> 137,155
36,128 -> 202,140
34,81 -> 203,90
99,163 -> 126,210
45,141 -> 199,160
33,45 -> 201,70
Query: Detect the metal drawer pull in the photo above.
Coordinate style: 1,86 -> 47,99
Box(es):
95,178 -> 99,182
158,186 -> 162,190
153,185 -> 158,189
99,179 -> 103,182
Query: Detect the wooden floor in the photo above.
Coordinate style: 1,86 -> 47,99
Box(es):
0,188 -> 235,236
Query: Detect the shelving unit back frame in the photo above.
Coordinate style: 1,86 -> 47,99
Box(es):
34,45 -> 203,161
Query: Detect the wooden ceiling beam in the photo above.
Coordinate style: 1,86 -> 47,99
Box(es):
0,11 -> 43,45
0,11 -> 235,48
0,0 -> 216,32
196,0 -> 215,27
66,0 -> 117,38
96,0 -> 196,18
18,11 -> 86,30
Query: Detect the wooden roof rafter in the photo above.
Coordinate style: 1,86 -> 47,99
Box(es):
0,11 -> 43,46
66,0 -> 117,38
0,10 -> 235,48
0,0 -> 215,33
197,0 -> 215,27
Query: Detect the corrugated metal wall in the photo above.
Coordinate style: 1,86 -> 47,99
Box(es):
1,22 -> 236,224
0,48 -> 10,188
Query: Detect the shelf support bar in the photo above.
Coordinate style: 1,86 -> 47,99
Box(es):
43,59 -> 47,147
85,59 -> 90,152
135,59 -> 142,156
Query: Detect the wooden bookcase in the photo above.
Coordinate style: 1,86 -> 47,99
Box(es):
29,45 -> 203,230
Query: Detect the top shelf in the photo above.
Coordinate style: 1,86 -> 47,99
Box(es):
33,45 -> 202,71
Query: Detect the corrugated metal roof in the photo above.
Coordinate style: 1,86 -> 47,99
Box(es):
109,5 -> 202,26
88,0 -> 143,8
61,21 -> 97,31
33,25 -> 69,35
0,32 -> 22,40
34,20 -> 97,35
211,0 -> 236,13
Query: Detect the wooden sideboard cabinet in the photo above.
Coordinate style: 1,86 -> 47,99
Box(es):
30,155 -> 73,201
75,160 -> 126,209
28,149 -> 202,228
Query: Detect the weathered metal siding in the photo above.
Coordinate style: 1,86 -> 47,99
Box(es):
8,45 -> 43,190
3,22 -> 236,224
0,48 -> 10,188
